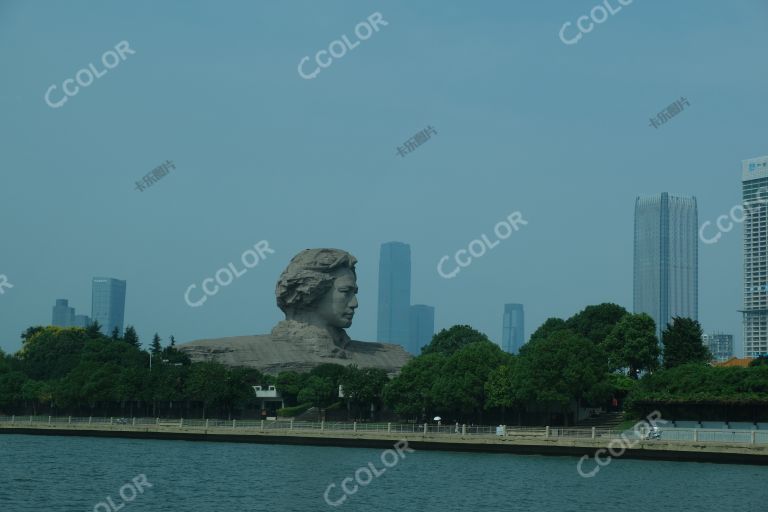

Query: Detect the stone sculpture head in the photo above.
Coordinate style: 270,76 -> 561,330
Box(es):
275,249 -> 359,331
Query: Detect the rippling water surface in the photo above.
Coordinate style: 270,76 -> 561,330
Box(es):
1,434 -> 766,511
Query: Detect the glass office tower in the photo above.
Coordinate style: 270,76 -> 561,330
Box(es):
742,156 -> 768,358
634,193 -> 698,340
52,299 -> 75,327
408,304 -> 435,354
377,242 -> 411,346
91,277 -> 127,335
502,303 -> 525,354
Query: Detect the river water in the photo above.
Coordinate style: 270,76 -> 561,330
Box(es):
0,434 -> 766,511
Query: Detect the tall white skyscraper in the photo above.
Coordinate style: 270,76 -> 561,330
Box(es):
634,193 -> 698,339
742,156 -> 768,358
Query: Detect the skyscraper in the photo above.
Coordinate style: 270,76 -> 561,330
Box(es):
377,242 -> 411,346
408,304 -> 435,354
52,299 -> 75,327
501,303 -> 525,354
742,156 -> 768,358
702,333 -> 734,363
634,193 -> 698,339
91,277 -> 126,335
73,314 -> 92,328
52,299 -> 91,328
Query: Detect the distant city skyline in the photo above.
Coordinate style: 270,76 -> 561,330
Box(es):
634,193 -> 699,340
1,1 -> 766,357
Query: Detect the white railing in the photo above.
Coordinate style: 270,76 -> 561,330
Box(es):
1,416 -> 766,445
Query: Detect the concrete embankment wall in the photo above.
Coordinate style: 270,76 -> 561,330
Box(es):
2,423 -> 767,465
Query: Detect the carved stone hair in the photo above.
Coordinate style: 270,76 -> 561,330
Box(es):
275,249 -> 357,314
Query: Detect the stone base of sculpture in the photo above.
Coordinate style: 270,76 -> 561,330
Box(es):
180,321 -> 411,376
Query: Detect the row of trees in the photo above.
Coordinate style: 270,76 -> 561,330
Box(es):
0,325 -> 392,419
2,304 -> 767,423
381,304 -> 745,425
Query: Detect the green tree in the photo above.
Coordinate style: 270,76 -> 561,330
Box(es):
565,303 -> 628,344
602,313 -> 660,378
159,345 -> 192,366
115,366 -> 147,417
515,329 -> 611,425
431,341 -> 509,421
221,367 -> 260,419
111,327 -> 121,341
529,318 -> 568,344
308,364 -> 346,390
150,333 -> 163,355
21,379 -> 54,415
0,370 -> 27,412
18,327 -> 90,380
662,317 -> 710,369
86,321 -> 103,338
421,325 -> 492,356
149,363 -> 188,416
383,353 -> 447,418
123,326 -> 140,348
186,362 -> 228,418
297,376 -> 335,407
20,326 -> 44,342
169,335 -> 177,347
625,363 -> 768,414
340,366 -> 389,418
485,363 -> 516,409
275,372 -> 307,406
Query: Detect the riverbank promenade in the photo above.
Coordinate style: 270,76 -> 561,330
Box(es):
2,416 -> 767,465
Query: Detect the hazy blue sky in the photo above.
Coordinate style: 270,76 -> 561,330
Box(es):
1,0 -> 767,356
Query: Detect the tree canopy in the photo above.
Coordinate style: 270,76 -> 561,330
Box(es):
662,317 -> 710,369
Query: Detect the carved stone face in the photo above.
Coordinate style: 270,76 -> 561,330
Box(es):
314,268 -> 359,329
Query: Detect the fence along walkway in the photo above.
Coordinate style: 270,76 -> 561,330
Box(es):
2,416 -> 768,445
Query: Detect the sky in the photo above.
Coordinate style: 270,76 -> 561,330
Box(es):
1,0 -> 767,356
